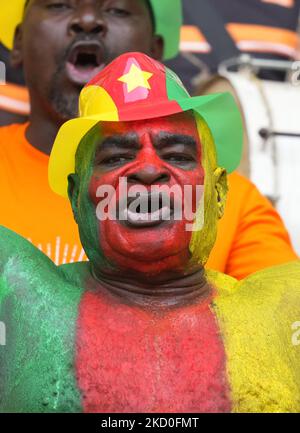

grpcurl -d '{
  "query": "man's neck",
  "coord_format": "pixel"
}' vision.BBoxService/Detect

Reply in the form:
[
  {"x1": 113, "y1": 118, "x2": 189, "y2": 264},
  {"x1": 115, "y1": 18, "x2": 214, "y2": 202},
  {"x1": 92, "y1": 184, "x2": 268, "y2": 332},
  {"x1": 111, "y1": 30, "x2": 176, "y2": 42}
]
[
  {"x1": 89, "y1": 265, "x2": 212, "y2": 309},
  {"x1": 26, "y1": 106, "x2": 66, "y2": 156}
]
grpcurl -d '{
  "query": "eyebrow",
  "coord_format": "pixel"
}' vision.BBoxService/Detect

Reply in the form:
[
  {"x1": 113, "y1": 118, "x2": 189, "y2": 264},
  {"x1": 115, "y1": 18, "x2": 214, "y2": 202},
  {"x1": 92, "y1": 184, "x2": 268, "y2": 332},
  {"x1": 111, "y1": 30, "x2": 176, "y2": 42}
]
[
  {"x1": 153, "y1": 132, "x2": 198, "y2": 150},
  {"x1": 98, "y1": 133, "x2": 141, "y2": 151},
  {"x1": 96, "y1": 131, "x2": 198, "y2": 152}
]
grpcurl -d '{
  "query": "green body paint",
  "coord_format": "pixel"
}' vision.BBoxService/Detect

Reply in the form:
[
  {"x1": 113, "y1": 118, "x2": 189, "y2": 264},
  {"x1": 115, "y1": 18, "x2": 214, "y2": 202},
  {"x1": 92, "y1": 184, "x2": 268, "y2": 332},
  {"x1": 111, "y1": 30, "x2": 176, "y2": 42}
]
[{"x1": 0, "y1": 226, "x2": 83, "y2": 413}]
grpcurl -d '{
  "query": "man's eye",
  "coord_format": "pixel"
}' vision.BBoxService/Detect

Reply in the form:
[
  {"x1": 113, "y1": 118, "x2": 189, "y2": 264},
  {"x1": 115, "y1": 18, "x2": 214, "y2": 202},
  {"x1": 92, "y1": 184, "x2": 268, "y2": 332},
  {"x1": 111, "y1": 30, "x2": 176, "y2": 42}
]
[
  {"x1": 163, "y1": 154, "x2": 194, "y2": 163},
  {"x1": 46, "y1": 2, "x2": 70, "y2": 10},
  {"x1": 102, "y1": 155, "x2": 134, "y2": 165},
  {"x1": 104, "y1": 7, "x2": 131, "y2": 17}
]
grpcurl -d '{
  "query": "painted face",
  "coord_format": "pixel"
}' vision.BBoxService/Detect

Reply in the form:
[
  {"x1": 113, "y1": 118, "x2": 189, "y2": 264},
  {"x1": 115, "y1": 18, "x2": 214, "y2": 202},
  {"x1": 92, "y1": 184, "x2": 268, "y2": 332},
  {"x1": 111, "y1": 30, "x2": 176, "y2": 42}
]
[
  {"x1": 16, "y1": 0, "x2": 161, "y2": 120},
  {"x1": 78, "y1": 112, "x2": 205, "y2": 276}
]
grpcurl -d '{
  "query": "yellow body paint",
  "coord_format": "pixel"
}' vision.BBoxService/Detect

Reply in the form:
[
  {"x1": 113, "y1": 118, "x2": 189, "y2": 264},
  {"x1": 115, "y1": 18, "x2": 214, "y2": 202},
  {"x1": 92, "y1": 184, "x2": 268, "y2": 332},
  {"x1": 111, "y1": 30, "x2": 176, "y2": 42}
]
[
  {"x1": 209, "y1": 262, "x2": 300, "y2": 412},
  {"x1": 191, "y1": 118, "x2": 300, "y2": 411}
]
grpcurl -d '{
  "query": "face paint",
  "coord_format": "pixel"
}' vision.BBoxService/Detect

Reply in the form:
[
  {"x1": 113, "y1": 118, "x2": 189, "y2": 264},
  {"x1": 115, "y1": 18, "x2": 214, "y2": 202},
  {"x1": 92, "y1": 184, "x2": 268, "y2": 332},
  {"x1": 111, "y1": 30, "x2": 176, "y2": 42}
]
[{"x1": 84, "y1": 112, "x2": 205, "y2": 276}]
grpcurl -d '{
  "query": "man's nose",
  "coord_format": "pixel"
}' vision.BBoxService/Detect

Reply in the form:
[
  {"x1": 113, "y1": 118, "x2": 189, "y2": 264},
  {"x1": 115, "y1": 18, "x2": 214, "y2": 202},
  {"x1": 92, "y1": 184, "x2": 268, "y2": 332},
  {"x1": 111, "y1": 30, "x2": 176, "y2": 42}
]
[
  {"x1": 69, "y1": 5, "x2": 106, "y2": 35},
  {"x1": 127, "y1": 165, "x2": 170, "y2": 185}
]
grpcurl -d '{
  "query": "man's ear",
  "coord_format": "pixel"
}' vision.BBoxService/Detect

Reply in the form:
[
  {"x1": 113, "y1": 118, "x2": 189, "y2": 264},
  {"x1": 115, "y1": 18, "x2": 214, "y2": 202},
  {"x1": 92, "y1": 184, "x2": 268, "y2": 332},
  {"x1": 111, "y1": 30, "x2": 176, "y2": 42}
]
[
  {"x1": 214, "y1": 167, "x2": 228, "y2": 219},
  {"x1": 10, "y1": 25, "x2": 23, "y2": 68},
  {"x1": 68, "y1": 174, "x2": 80, "y2": 224},
  {"x1": 151, "y1": 35, "x2": 164, "y2": 61}
]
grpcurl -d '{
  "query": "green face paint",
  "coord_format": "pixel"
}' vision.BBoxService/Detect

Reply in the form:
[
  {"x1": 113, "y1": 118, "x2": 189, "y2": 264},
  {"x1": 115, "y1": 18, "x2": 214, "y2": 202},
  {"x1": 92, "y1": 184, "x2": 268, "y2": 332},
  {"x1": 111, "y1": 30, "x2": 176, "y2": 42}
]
[{"x1": 68, "y1": 124, "x2": 113, "y2": 275}]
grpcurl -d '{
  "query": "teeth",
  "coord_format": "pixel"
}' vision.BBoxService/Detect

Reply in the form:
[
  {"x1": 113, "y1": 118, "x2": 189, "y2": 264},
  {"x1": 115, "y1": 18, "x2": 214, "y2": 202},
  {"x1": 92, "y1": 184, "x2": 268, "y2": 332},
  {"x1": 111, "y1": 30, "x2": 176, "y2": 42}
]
[
  {"x1": 124, "y1": 206, "x2": 171, "y2": 224},
  {"x1": 117, "y1": 192, "x2": 174, "y2": 226}
]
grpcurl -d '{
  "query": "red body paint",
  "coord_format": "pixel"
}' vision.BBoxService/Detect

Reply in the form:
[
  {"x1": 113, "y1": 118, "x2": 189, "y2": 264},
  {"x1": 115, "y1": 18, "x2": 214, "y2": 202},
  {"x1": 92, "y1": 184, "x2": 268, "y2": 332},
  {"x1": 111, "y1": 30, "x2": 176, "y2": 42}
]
[{"x1": 76, "y1": 290, "x2": 231, "y2": 413}]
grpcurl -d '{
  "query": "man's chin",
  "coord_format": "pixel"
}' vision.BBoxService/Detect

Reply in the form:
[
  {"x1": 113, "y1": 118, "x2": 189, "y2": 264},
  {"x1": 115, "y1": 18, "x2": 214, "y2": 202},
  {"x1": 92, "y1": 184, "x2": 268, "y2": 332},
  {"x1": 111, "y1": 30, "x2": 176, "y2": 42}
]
[
  {"x1": 100, "y1": 221, "x2": 192, "y2": 275},
  {"x1": 50, "y1": 89, "x2": 80, "y2": 121},
  {"x1": 104, "y1": 249, "x2": 191, "y2": 277}
]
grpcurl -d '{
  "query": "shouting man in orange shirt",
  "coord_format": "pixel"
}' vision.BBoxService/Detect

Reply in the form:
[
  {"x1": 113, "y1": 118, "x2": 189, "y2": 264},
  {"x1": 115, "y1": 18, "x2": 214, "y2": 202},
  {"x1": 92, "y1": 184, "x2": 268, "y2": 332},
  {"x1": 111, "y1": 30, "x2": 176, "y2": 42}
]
[{"x1": 0, "y1": 0, "x2": 297, "y2": 278}]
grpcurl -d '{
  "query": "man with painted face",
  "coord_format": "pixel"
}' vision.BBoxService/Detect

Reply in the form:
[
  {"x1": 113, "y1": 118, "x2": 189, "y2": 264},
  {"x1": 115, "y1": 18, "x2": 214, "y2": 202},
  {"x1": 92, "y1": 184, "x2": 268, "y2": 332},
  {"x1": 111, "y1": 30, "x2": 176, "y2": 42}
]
[
  {"x1": 0, "y1": 53, "x2": 299, "y2": 413},
  {"x1": 0, "y1": 0, "x2": 297, "y2": 279}
]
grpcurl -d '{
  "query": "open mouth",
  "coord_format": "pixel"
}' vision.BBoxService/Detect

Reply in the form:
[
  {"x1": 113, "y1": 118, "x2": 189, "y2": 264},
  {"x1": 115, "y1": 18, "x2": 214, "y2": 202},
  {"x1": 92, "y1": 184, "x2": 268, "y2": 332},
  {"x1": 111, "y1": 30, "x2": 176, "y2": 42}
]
[
  {"x1": 65, "y1": 41, "x2": 106, "y2": 85},
  {"x1": 118, "y1": 192, "x2": 175, "y2": 228}
]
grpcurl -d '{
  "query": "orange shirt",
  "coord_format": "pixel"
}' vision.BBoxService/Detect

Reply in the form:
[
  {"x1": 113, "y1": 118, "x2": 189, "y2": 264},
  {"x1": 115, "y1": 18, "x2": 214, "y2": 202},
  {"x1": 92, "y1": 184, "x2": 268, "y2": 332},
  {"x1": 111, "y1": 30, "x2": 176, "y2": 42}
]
[
  {"x1": 0, "y1": 122, "x2": 86, "y2": 264},
  {"x1": 206, "y1": 172, "x2": 297, "y2": 279},
  {"x1": 0, "y1": 123, "x2": 297, "y2": 277}
]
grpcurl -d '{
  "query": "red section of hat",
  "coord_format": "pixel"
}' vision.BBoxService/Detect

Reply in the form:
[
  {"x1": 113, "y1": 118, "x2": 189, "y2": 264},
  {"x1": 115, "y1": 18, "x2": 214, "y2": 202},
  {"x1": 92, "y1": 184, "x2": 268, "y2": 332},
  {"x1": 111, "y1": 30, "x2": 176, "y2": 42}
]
[{"x1": 85, "y1": 52, "x2": 182, "y2": 120}]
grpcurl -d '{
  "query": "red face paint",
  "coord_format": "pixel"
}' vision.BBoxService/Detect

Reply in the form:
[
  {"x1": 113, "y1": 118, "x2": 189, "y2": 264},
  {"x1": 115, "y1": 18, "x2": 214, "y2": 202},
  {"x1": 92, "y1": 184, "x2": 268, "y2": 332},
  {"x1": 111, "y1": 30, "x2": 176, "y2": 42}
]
[{"x1": 88, "y1": 112, "x2": 205, "y2": 275}]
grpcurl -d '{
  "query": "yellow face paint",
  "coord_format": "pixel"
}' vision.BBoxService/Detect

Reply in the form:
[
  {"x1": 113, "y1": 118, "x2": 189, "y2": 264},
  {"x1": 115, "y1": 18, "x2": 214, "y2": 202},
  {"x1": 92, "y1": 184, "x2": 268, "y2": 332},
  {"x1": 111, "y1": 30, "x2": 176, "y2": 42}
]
[{"x1": 189, "y1": 114, "x2": 228, "y2": 266}]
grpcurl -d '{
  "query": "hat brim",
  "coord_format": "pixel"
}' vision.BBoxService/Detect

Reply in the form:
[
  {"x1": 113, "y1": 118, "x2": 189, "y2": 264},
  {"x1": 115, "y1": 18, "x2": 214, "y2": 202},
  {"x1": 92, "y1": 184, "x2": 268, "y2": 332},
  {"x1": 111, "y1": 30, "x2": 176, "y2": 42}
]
[
  {"x1": 49, "y1": 92, "x2": 243, "y2": 197},
  {"x1": 0, "y1": 0, "x2": 24, "y2": 50},
  {"x1": 0, "y1": 0, "x2": 182, "y2": 60}
]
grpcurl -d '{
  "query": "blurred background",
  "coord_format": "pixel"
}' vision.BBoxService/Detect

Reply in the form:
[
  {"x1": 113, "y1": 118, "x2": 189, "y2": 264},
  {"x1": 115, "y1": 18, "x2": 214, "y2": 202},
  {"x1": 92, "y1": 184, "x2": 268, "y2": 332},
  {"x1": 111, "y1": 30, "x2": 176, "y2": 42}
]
[{"x1": 167, "y1": 0, "x2": 300, "y2": 255}]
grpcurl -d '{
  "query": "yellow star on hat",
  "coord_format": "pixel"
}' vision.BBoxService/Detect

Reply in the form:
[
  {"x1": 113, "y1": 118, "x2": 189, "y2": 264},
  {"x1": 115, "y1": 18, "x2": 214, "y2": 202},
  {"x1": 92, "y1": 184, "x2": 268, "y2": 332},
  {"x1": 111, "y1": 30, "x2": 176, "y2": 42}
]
[{"x1": 118, "y1": 63, "x2": 153, "y2": 93}]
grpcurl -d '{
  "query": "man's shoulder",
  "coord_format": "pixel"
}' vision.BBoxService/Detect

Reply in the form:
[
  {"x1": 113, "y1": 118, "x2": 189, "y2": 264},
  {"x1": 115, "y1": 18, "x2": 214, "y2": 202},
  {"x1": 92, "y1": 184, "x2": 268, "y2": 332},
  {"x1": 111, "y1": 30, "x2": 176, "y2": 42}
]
[
  {"x1": 214, "y1": 261, "x2": 300, "y2": 412},
  {"x1": 0, "y1": 226, "x2": 54, "y2": 285},
  {"x1": 0, "y1": 226, "x2": 66, "y2": 296},
  {"x1": 227, "y1": 261, "x2": 300, "y2": 334},
  {"x1": 0, "y1": 225, "x2": 85, "y2": 321},
  {"x1": 242, "y1": 260, "x2": 300, "y2": 283},
  {"x1": 212, "y1": 260, "x2": 300, "y2": 331},
  {"x1": 240, "y1": 260, "x2": 300, "y2": 304},
  {"x1": 206, "y1": 260, "x2": 300, "y2": 304},
  {"x1": 0, "y1": 230, "x2": 84, "y2": 413}
]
